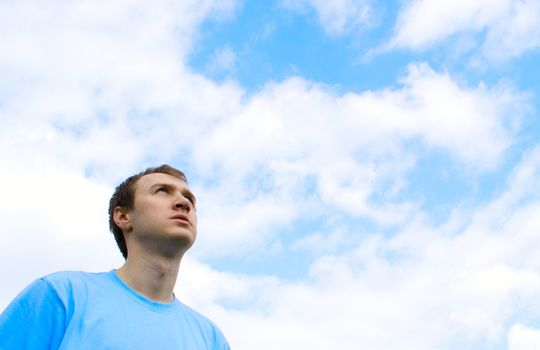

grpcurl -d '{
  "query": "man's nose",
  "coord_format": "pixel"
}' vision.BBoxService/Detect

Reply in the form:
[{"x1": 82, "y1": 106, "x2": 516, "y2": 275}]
[{"x1": 174, "y1": 196, "x2": 192, "y2": 212}]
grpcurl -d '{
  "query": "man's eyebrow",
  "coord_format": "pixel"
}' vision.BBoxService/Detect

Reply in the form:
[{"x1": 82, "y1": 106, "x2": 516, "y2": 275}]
[
  {"x1": 151, "y1": 183, "x2": 197, "y2": 203},
  {"x1": 150, "y1": 183, "x2": 176, "y2": 190}
]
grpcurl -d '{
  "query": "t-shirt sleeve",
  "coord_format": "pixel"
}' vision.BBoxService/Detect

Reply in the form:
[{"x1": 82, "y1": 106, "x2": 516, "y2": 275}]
[
  {"x1": 217, "y1": 336, "x2": 232, "y2": 350},
  {"x1": 214, "y1": 325, "x2": 232, "y2": 350},
  {"x1": 0, "y1": 278, "x2": 66, "y2": 350}
]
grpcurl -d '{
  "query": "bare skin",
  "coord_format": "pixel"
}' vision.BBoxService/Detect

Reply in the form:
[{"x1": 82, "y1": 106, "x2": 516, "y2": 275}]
[
  {"x1": 113, "y1": 173, "x2": 197, "y2": 303},
  {"x1": 115, "y1": 245, "x2": 181, "y2": 303}
]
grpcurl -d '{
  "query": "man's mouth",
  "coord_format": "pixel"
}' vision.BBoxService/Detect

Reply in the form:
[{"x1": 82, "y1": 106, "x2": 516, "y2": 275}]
[{"x1": 170, "y1": 214, "x2": 190, "y2": 225}]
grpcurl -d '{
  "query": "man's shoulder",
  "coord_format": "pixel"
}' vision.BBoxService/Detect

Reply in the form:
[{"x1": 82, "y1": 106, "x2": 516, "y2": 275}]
[
  {"x1": 176, "y1": 300, "x2": 214, "y2": 323},
  {"x1": 42, "y1": 270, "x2": 109, "y2": 285},
  {"x1": 39, "y1": 270, "x2": 112, "y2": 297},
  {"x1": 175, "y1": 300, "x2": 228, "y2": 340}
]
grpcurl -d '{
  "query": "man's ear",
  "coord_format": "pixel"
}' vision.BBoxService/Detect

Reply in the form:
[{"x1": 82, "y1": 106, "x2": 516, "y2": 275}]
[{"x1": 113, "y1": 207, "x2": 132, "y2": 233}]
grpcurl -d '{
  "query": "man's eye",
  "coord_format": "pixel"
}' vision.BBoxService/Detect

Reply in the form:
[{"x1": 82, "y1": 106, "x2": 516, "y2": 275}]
[{"x1": 156, "y1": 187, "x2": 168, "y2": 193}]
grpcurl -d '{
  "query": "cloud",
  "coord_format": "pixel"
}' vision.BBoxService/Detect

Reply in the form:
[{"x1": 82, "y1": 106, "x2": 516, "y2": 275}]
[
  {"x1": 508, "y1": 324, "x2": 540, "y2": 350},
  {"x1": 205, "y1": 46, "x2": 236, "y2": 73},
  {"x1": 190, "y1": 62, "x2": 527, "y2": 257},
  {"x1": 196, "y1": 62, "x2": 524, "y2": 173},
  {"x1": 0, "y1": 0, "x2": 244, "y2": 178},
  {"x1": 388, "y1": 0, "x2": 540, "y2": 62},
  {"x1": 179, "y1": 146, "x2": 540, "y2": 350},
  {"x1": 281, "y1": 0, "x2": 376, "y2": 36},
  {"x1": 0, "y1": 166, "x2": 123, "y2": 309},
  {"x1": 0, "y1": 0, "x2": 529, "y2": 261},
  {"x1": 0, "y1": 0, "x2": 242, "y2": 308}
]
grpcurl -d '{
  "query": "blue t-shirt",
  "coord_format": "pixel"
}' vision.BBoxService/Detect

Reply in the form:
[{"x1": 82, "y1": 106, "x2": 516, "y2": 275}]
[{"x1": 0, "y1": 271, "x2": 230, "y2": 350}]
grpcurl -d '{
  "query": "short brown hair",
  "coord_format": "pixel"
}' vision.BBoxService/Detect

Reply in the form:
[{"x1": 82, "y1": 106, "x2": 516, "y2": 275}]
[{"x1": 108, "y1": 164, "x2": 187, "y2": 259}]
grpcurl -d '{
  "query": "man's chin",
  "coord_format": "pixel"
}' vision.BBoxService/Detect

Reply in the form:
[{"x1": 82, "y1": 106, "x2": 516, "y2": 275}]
[
  {"x1": 144, "y1": 232, "x2": 196, "y2": 257},
  {"x1": 168, "y1": 231, "x2": 196, "y2": 249}
]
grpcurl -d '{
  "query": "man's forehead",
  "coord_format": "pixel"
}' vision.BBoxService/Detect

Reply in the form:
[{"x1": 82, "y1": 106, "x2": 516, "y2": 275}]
[{"x1": 136, "y1": 172, "x2": 188, "y2": 189}]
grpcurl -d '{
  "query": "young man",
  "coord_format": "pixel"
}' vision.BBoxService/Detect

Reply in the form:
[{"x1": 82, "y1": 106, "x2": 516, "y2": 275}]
[{"x1": 0, "y1": 165, "x2": 230, "y2": 349}]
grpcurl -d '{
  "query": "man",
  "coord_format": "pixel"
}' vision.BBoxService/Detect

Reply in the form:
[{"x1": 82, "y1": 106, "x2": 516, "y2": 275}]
[{"x1": 0, "y1": 165, "x2": 230, "y2": 349}]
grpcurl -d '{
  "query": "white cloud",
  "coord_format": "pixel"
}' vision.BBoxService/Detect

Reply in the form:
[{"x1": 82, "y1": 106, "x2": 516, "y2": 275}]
[
  {"x1": 508, "y1": 324, "x2": 540, "y2": 350},
  {"x1": 179, "y1": 146, "x2": 540, "y2": 350},
  {"x1": 389, "y1": 0, "x2": 540, "y2": 62},
  {"x1": 191, "y1": 62, "x2": 527, "y2": 249},
  {"x1": 205, "y1": 46, "x2": 236, "y2": 72},
  {"x1": 0, "y1": 0, "x2": 243, "y2": 180},
  {"x1": 290, "y1": 228, "x2": 352, "y2": 255},
  {"x1": 481, "y1": 0, "x2": 540, "y2": 62},
  {"x1": 193, "y1": 186, "x2": 302, "y2": 258},
  {"x1": 0, "y1": 167, "x2": 123, "y2": 310},
  {"x1": 0, "y1": 0, "x2": 527, "y2": 261},
  {"x1": 391, "y1": 0, "x2": 509, "y2": 50},
  {"x1": 0, "y1": 0, "x2": 242, "y2": 308},
  {"x1": 281, "y1": 0, "x2": 375, "y2": 36},
  {"x1": 196, "y1": 62, "x2": 524, "y2": 173}
]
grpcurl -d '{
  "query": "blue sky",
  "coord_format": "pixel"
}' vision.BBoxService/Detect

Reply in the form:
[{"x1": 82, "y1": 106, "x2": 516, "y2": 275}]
[
  {"x1": 191, "y1": 1, "x2": 407, "y2": 91},
  {"x1": 1, "y1": 1, "x2": 540, "y2": 349}
]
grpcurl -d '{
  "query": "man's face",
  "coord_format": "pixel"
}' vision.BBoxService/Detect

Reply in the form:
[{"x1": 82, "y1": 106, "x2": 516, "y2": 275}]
[{"x1": 126, "y1": 172, "x2": 197, "y2": 253}]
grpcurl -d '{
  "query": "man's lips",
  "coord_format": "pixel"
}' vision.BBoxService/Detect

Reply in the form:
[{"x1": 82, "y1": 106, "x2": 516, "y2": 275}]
[{"x1": 170, "y1": 214, "x2": 191, "y2": 225}]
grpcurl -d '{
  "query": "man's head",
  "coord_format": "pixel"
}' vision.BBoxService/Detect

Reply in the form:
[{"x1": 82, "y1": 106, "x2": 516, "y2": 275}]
[{"x1": 108, "y1": 164, "x2": 189, "y2": 259}]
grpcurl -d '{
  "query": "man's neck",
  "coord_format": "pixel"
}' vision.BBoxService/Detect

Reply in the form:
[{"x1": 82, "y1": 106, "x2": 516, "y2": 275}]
[{"x1": 116, "y1": 250, "x2": 183, "y2": 303}]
